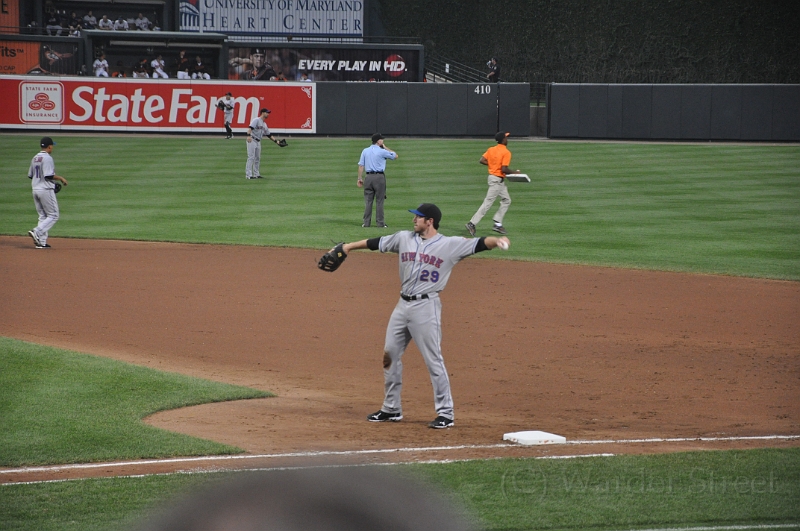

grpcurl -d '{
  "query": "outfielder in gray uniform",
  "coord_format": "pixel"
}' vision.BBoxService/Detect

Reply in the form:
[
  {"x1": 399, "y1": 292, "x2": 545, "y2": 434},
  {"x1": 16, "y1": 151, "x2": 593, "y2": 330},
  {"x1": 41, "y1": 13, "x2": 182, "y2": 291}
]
[
  {"x1": 341, "y1": 203, "x2": 511, "y2": 428},
  {"x1": 28, "y1": 136, "x2": 68, "y2": 249},
  {"x1": 246, "y1": 108, "x2": 276, "y2": 179},
  {"x1": 221, "y1": 92, "x2": 235, "y2": 139}
]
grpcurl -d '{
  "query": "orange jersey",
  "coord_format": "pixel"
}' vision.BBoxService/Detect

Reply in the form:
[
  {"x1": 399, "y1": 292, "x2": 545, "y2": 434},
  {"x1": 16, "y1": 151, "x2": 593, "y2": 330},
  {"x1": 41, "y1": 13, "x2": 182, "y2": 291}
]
[{"x1": 482, "y1": 143, "x2": 512, "y2": 178}]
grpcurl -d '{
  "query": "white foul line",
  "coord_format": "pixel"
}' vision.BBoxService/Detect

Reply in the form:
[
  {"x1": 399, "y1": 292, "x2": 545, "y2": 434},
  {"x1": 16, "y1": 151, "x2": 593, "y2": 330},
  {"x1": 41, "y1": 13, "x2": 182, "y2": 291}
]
[
  {"x1": 619, "y1": 525, "x2": 799, "y2": 531},
  {"x1": 1, "y1": 434, "x2": 797, "y2": 477}
]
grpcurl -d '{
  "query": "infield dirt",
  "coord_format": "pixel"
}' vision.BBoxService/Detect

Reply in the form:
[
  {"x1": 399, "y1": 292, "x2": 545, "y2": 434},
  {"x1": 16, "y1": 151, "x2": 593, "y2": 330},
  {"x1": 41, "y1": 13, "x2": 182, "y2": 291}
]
[{"x1": 1, "y1": 236, "x2": 798, "y2": 482}]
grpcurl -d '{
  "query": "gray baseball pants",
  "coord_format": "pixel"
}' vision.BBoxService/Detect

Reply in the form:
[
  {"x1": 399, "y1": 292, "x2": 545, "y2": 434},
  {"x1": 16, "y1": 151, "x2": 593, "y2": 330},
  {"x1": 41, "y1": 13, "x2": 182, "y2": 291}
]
[
  {"x1": 381, "y1": 293, "x2": 454, "y2": 420},
  {"x1": 32, "y1": 189, "x2": 60, "y2": 245},
  {"x1": 246, "y1": 140, "x2": 261, "y2": 178}
]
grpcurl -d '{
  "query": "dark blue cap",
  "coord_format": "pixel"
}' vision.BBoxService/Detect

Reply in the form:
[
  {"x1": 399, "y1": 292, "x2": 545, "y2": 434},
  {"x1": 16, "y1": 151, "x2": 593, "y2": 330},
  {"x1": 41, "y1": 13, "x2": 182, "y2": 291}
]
[{"x1": 409, "y1": 203, "x2": 441, "y2": 229}]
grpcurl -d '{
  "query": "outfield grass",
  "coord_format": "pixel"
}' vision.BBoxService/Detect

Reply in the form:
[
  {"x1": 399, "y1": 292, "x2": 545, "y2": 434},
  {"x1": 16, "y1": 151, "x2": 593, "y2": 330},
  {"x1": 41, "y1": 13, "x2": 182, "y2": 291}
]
[
  {"x1": 1, "y1": 448, "x2": 797, "y2": 531},
  {"x1": 1, "y1": 134, "x2": 798, "y2": 279},
  {"x1": 0, "y1": 337, "x2": 270, "y2": 467}
]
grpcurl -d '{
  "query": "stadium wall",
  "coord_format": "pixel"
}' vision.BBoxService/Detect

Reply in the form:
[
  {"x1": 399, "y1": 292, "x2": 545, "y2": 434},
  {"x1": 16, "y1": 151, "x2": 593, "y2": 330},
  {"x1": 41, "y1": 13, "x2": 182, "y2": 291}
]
[
  {"x1": 548, "y1": 84, "x2": 800, "y2": 141},
  {"x1": 316, "y1": 82, "x2": 530, "y2": 137}
]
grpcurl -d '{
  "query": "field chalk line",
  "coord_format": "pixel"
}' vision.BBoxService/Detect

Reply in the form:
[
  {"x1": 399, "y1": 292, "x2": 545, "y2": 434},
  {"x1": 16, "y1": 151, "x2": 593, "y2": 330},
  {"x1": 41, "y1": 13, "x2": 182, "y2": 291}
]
[
  {"x1": 619, "y1": 525, "x2": 799, "y2": 531},
  {"x1": 1, "y1": 434, "x2": 796, "y2": 476}
]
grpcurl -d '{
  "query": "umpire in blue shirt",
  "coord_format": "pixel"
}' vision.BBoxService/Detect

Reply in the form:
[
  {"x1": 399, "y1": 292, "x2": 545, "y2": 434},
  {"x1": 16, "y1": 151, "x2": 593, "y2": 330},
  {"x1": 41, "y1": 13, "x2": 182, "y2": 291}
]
[{"x1": 357, "y1": 133, "x2": 398, "y2": 228}]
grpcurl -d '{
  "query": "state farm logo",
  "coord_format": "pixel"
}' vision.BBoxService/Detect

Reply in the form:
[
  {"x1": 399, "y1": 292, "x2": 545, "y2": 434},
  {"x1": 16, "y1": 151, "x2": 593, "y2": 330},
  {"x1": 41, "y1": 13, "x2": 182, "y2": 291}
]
[
  {"x1": 29, "y1": 93, "x2": 57, "y2": 111},
  {"x1": 20, "y1": 82, "x2": 64, "y2": 123}
]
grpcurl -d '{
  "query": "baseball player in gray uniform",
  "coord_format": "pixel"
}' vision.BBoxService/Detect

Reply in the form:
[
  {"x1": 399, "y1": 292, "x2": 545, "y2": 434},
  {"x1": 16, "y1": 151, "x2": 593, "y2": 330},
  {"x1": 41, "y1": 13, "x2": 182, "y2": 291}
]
[
  {"x1": 246, "y1": 108, "x2": 277, "y2": 179},
  {"x1": 221, "y1": 92, "x2": 235, "y2": 139},
  {"x1": 340, "y1": 203, "x2": 510, "y2": 428},
  {"x1": 28, "y1": 137, "x2": 68, "y2": 249}
]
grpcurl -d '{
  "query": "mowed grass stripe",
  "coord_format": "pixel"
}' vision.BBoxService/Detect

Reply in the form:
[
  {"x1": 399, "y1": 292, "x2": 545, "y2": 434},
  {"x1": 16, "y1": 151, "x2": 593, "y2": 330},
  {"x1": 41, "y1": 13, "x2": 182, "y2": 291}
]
[{"x1": 1, "y1": 135, "x2": 797, "y2": 278}]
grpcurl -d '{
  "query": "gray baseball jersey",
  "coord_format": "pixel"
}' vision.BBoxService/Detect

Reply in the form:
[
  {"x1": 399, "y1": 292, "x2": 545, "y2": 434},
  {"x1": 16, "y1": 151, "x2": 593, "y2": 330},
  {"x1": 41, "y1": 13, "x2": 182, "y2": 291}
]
[
  {"x1": 248, "y1": 116, "x2": 269, "y2": 141},
  {"x1": 377, "y1": 231, "x2": 480, "y2": 422},
  {"x1": 379, "y1": 231, "x2": 478, "y2": 296},
  {"x1": 222, "y1": 98, "x2": 235, "y2": 123},
  {"x1": 29, "y1": 150, "x2": 56, "y2": 189}
]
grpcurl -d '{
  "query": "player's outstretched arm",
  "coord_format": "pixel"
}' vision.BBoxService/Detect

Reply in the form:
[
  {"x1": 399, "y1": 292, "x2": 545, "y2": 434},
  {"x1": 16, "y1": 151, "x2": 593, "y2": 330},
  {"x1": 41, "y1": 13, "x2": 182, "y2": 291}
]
[
  {"x1": 343, "y1": 239, "x2": 371, "y2": 254},
  {"x1": 483, "y1": 236, "x2": 510, "y2": 250}
]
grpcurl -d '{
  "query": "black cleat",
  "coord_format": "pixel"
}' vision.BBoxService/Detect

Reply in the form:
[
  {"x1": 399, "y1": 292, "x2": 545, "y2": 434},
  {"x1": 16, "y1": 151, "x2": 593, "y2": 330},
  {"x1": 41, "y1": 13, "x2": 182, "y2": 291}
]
[
  {"x1": 367, "y1": 410, "x2": 403, "y2": 422},
  {"x1": 428, "y1": 416, "x2": 454, "y2": 429}
]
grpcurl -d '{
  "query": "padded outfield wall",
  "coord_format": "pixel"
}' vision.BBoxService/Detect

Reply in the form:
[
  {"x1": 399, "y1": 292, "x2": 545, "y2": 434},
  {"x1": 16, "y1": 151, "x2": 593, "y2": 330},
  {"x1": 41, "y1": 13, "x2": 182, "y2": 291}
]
[
  {"x1": 548, "y1": 84, "x2": 800, "y2": 141},
  {"x1": 316, "y1": 82, "x2": 530, "y2": 137},
  {"x1": 0, "y1": 77, "x2": 530, "y2": 137}
]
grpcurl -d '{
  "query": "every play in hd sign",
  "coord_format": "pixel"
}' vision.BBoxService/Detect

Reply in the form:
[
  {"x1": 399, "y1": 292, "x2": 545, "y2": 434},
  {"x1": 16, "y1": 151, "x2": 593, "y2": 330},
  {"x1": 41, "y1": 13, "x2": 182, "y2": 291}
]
[
  {"x1": 180, "y1": 0, "x2": 364, "y2": 36},
  {"x1": 228, "y1": 47, "x2": 420, "y2": 81}
]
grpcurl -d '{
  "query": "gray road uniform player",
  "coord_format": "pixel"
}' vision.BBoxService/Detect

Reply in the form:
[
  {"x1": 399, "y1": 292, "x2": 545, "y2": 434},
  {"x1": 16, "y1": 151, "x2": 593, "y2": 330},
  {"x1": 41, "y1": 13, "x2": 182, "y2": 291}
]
[
  {"x1": 221, "y1": 92, "x2": 235, "y2": 139},
  {"x1": 246, "y1": 108, "x2": 276, "y2": 179},
  {"x1": 28, "y1": 136, "x2": 68, "y2": 248},
  {"x1": 341, "y1": 203, "x2": 510, "y2": 428}
]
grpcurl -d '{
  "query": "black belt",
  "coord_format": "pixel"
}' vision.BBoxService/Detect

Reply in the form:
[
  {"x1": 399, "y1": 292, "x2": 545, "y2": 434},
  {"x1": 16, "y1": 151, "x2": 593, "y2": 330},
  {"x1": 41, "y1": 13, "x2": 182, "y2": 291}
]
[
  {"x1": 401, "y1": 293, "x2": 429, "y2": 301},
  {"x1": 366, "y1": 171, "x2": 384, "y2": 174},
  {"x1": 253, "y1": 138, "x2": 260, "y2": 142}
]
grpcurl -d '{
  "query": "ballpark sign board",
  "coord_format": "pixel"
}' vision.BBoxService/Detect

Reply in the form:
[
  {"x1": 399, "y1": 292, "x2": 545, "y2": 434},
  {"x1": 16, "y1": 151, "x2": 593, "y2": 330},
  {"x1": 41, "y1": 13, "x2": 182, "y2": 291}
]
[
  {"x1": 179, "y1": 0, "x2": 364, "y2": 36},
  {"x1": 0, "y1": 76, "x2": 316, "y2": 133}
]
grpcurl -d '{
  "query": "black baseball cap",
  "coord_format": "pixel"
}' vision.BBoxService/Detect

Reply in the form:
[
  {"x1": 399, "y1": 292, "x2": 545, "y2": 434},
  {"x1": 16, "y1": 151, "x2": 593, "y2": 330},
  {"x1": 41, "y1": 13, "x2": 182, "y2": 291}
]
[
  {"x1": 495, "y1": 131, "x2": 510, "y2": 143},
  {"x1": 40, "y1": 136, "x2": 55, "y2": 148},
  {"x1": 371, "y1": 133, "x2": 384, "y2": 143},
  {"x1": 260, "y1": 108, "x2": 271, "y2": 114},
  {"x1": 409, "y1": 203, "x2": 442, "y2": 229},
  {"x1": 225, "y1": 92, "x2": 232, "y2": 96}
]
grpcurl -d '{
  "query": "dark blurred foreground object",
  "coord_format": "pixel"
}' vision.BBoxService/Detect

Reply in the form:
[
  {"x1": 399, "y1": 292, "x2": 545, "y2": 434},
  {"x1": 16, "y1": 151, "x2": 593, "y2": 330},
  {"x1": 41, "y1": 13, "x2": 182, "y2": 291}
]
[{"x1": 129, "y1": 466, "x2": 476, "y2": 531}]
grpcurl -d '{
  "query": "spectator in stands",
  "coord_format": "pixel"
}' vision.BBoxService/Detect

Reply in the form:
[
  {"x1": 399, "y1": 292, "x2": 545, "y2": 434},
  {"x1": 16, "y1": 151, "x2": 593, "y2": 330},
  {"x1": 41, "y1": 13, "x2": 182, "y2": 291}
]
[
  {"x1": 191, "y1": 56, "x2": 211, "y2": 79},
  {"x1": 486, "y1": 57, "x2": 500, "y2": 82},
  {"x1": 151, "y1": 55, "x2": 168, "y2": 78},
  {"x1": 83, "y1": 10, "x2": 97, "y2": 29},
  {"x1": 93, "y1": 53, "x2": 109, "y2": 77},
  {"x1": 46, "y1": 10, "x2": 63, "y2": 36},
  {"x1": 112, "y1": 61, "x2": 127, "y2": 77},
  {"x1": 175, "y1": 50, "x2": 191, "y2": 79},
  {"x1": 69, "y1": 12, "x2": 82, "y2": 29},
  {"x1": 68, "y1": 24, "x2": 82, "y2": 37},
  {"x1": 98, "y1": 15, "x2": 114, "y2": 30},
  {"x1": 26, "y1": 19, "x2": 41, "y2": 36},
  {"x1": 135, "y1": 12, "x2": 151, "y2": 31},
  {"x1": 114, "y1": 16, "x2": 129, "y2": 31},
  {"x1": 132, "y1": 58, "x2": 150, "y2": 78}
]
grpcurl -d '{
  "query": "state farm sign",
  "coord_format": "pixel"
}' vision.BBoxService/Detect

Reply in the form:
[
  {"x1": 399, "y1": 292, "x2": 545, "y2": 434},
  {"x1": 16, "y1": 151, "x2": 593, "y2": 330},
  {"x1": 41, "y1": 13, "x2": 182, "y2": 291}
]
[{"x1": 0, "y1": 76, "x2": 316, "y2": 133}]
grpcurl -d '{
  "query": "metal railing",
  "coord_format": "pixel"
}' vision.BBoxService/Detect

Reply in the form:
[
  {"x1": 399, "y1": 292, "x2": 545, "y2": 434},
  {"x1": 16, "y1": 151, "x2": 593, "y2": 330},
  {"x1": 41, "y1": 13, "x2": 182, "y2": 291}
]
[
  {"x1": 226, "y1": 34, "x2": 423, "y2": 45},
  {"x1": 425, "y1": 52, "x2": 486, "y2": 83}
]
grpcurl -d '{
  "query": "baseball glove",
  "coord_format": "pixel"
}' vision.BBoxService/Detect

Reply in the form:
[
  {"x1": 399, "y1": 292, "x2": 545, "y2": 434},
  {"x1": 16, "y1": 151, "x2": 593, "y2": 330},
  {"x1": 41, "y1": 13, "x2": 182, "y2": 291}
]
[
  {"x1": 318, "y1": 243, "x2": 347, "y2": 272},
  {"x1": 216, "y1": 100, "x2": 226, "y2": 111},
  {"x1": 54, "y1": 183, "x2": 61, "y2": 194},
  {"x1": 276, "y1": 139, "x2": 288, "y2": 147}
]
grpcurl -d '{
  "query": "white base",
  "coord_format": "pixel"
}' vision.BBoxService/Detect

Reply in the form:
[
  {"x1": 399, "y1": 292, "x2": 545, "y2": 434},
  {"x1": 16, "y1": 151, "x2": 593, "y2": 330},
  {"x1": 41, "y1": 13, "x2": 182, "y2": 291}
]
[
  {"x1": 505, "y1": 173, "x2": 530, "y2": 182},
  {"x1": 503, "y1": 430, "x2": 566, "y2": 445}
]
